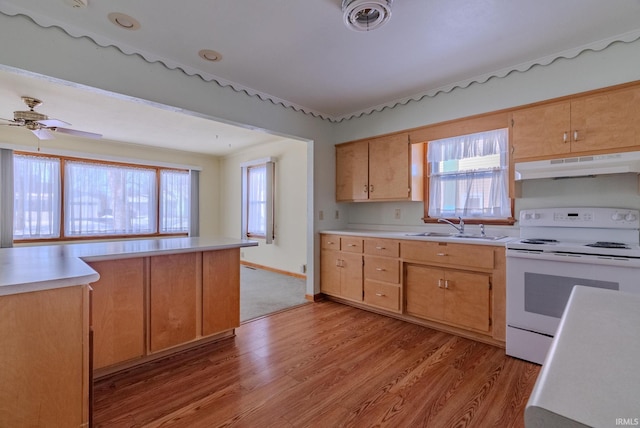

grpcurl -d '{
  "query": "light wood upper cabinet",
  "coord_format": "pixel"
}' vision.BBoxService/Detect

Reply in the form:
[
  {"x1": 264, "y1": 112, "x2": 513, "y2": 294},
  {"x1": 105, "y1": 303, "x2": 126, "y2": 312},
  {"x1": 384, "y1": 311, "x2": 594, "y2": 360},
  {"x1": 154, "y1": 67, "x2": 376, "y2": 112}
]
[
  {"x1": 511, "y1": 101, "x2": 571, "y2": 160},
  {"x1": 88, "y1": 258, "x2": 145, "y2": 370},
  {"x1": 512, "y1": 84, "x2": 640, "y2": 160},
  {"x1": 336, "y1": 133, "x2": 424, "y2": 202},
  {"x1": 149, "y1": 252, "x2": 198, "y2": 352},
  {"x1": 202, "y1": 249, "x2": 240, "y2": 336},
  {"x1": 336, "y1": 141, "x2": 369, "y2": 201}
]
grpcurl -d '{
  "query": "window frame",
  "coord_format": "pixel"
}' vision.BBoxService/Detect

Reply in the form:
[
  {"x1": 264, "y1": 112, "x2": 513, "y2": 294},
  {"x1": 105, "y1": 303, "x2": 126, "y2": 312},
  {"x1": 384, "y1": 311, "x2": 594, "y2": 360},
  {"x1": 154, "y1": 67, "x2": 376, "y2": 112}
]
[
  {"x1": 13, "y1": 151, "x2": 190, "y2": 243},
  {"x1": 240, "y1": 158, "x2": 275, "y2": 243},
  {"x1": 416, "y1": 112, "x2": 515, "y2": 225}
]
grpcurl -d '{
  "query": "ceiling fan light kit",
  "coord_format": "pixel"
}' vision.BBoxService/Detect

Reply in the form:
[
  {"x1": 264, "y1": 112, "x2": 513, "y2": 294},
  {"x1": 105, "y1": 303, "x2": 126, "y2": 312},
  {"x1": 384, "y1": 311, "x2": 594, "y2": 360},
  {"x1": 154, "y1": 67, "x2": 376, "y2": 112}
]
[
  {"x1": 0, "y1": 96, "x2": 102, "y2": 141},
  {"x1": 342, "y1": 0, "x2": 393, "y2": 32}
]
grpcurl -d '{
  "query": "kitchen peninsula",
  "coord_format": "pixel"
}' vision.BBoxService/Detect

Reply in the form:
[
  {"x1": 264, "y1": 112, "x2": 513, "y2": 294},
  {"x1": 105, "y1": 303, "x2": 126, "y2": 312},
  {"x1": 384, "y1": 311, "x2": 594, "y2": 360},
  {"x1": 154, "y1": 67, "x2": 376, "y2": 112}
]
[{"x1": 0, "y1": 236, "x2": 257, "y2": 427}]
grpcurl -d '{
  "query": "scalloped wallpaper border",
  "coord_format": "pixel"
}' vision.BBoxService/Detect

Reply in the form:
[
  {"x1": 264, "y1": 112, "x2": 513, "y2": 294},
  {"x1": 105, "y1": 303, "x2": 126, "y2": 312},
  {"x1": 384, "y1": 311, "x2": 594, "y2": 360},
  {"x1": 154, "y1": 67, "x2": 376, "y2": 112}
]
[{"x1": 3, "y1": 7, "x2": 640, "y2": 123}]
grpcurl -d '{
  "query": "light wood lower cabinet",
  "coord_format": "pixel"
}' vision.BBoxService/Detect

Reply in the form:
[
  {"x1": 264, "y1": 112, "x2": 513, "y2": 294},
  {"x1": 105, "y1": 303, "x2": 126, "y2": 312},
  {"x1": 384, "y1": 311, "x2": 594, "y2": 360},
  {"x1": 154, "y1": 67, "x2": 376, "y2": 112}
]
[
  {"x1": 320, "y1": 235, "x2": 363, "y2": 302},
  {"x1": 150, "y1": 252, "x2": 198, "y2": 352},
  {"x1": 405, "y1": 264, "x2": 491, "y2": 332},
  {"x1": 0, "y1": 285, "x2": 90, "y2": 427},
  {"x1": 88, "y1": 258, "x2": 145, "y2": 370},
  {"x1": 202, "y1": 248, "x2": 240, "y2": 336}
]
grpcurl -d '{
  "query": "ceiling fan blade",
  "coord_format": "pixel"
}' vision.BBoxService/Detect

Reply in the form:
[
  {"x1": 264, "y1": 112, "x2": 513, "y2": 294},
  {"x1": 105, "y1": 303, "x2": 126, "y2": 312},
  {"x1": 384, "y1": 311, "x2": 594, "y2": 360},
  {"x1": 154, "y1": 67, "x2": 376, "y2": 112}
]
[
  {"x1": 31, "y1": 128, "x2": 55, "y2": 140},
  {"x1": 52, "y1": 127, "x2": 102, "y2": 139},
  {"x1": 38, "y1": 118, "x2": 71, "y2": 127}
]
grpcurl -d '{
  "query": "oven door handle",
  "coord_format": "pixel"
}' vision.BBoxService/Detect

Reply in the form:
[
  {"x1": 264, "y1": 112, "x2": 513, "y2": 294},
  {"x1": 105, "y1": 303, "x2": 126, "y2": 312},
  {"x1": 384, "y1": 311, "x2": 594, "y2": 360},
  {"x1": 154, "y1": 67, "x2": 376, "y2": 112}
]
[{"x1": 507, "y1": 250, "x2": 640, "y2": 267}]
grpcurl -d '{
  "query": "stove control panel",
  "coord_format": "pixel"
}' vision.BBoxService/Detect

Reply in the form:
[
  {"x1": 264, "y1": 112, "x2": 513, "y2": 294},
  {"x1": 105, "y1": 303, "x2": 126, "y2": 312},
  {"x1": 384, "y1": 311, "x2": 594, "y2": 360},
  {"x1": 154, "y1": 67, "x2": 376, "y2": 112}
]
[{"x1": 519, "y1": 208, "x2": 640, "y2": 228}]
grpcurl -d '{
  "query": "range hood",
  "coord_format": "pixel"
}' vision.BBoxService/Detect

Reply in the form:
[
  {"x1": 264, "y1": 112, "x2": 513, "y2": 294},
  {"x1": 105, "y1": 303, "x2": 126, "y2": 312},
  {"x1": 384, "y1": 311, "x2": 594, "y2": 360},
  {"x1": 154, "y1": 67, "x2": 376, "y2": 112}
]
[{"x1": 514, "y1": 151, "x2": 640, "y2": 180}]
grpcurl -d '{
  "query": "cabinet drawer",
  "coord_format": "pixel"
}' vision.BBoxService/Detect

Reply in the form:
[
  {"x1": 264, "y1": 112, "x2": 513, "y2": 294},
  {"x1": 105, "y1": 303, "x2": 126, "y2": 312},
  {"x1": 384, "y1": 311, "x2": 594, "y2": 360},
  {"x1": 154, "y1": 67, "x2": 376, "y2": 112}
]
[
  {"x1": 364, "y1": 280, "x2": 400, "y2": 312},
  {"x1": 364, "y1": 239, "x2": 400, "y2": 257},
  {"x1": 364, "y1": 256, "x2": 400, "y2": 284},
  {"x1": 321, "y1": 235, "x2": 341, "y2": 250},
  {"x1": 342, "y1": 237, "x2": 364, "y2": 253},
  {"x1": 401, "y1": 241, "x2": 494, "y2": 270}
]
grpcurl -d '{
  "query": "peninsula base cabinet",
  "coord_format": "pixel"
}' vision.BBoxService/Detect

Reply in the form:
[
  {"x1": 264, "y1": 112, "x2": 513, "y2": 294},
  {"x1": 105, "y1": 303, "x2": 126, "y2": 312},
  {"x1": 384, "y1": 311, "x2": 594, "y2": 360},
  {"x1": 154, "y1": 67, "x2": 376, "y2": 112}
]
[
  {"x1": 89, "y1": 248, "x2": 242, "y2": 374},
  {"x1": 0, "y1": 285, "x2": 91, "y2": 427}
]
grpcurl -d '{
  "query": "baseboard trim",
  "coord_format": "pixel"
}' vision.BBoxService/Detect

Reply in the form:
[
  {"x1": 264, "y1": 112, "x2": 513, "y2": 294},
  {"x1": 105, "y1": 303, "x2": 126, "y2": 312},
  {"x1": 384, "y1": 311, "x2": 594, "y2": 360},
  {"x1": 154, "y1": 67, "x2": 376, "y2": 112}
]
[
  {"x1": 305, "y1": 293, "x2": 324, "y2": 302},
  {"x1": 240, "y1": 261, "x2": 306, "y2": 280}
]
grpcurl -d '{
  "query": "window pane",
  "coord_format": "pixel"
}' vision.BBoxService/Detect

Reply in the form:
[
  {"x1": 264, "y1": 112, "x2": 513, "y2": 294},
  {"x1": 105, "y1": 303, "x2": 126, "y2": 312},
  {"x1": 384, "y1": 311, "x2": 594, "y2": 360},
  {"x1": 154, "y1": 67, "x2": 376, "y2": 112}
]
[
  {"x1": 160, "y1": 170, "x2": 190, "y2": 233},
  {"x1": 247, "y1": 165, "x2": 266, "y2": 236},
  {"x1": 13, "y1": 154, "x2": 61, "y2": 239},
  {"x1": 427, "y1": 129, "x2": 510, "y2": 219},
  {"x1": 65, "y1": 161, "x2": 157, "y2": 236}
]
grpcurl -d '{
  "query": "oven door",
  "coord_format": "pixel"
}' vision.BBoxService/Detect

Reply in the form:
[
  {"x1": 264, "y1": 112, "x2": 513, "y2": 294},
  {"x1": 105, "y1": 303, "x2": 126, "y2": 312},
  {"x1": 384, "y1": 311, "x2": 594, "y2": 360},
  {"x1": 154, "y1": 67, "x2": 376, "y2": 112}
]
[{"x1": 505, "y1": 251, "x2": 640, "y2": 336}]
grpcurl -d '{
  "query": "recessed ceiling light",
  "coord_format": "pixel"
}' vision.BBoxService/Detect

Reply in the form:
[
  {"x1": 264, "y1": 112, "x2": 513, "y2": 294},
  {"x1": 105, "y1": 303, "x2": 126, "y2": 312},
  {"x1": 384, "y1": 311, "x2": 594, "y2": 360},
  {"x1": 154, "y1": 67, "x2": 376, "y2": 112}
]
[
  {"x1": 108, "y1": 12, "x2": 141, "y2": 30},
  {"x1": 198, "y1": 49, "x2": 222, "y2": 62},
  {"x1": 342, "y1": 0, "x2": 393, "y2": 32}
]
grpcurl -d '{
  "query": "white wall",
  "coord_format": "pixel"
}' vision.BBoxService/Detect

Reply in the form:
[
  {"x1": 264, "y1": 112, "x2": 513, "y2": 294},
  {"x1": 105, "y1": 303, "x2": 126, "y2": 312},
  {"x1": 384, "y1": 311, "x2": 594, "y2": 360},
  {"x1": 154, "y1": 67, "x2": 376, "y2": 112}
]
[{"x1": 220, "y1": 138, "x2": 308, "y2": 275}]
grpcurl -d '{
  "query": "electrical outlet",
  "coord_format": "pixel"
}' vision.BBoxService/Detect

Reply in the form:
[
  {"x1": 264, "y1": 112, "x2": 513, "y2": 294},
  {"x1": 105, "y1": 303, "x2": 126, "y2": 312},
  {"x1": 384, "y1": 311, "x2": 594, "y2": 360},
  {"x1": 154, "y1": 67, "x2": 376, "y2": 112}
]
[
  {"x1": 335, "y1": 210, "x2": 340, "y2": 219},
  {"x1": 394, "y1": 208, "x2": 401, "y2": 219},
  {"x1": 240, "y1": 251, "x2": 245, "y2": 258},
  {"x1": 300, "y1": 264, "x2": 307, "y2": 274},
  {"x1": 319, "y1": 210, "x2": 324, "y2": 220}
]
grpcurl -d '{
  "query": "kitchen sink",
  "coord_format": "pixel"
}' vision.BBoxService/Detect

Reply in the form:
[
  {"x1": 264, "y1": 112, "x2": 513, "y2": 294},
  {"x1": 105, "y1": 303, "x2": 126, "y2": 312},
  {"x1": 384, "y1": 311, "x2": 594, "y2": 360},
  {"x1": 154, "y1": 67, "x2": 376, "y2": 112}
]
[{"x1": 405, "y1": 232, "x2": 507, "y2": 240}]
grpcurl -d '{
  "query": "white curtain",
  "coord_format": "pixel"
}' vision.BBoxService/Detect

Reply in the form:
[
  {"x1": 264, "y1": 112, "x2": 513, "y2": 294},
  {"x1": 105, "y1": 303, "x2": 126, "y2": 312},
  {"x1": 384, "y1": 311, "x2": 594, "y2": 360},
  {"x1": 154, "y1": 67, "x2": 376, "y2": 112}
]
[
  {"x1": 159, "y1": 169, "x2": 190, "y2": 234},
  {"x1": 0, "y1": 149, "x2": 14, "y2": 247},
  {"x1": 241, "y1": 159, "x2": 275, "y2": 244},
  {"x1": 12, "y1": 154, "x2": 61, "y2": 239},
  {"x1": 65, "y1": 161, "x2": 157, "y2": 236},
  {"x1": 427, "y1": 129, "x2": 510, "y2": 218}
]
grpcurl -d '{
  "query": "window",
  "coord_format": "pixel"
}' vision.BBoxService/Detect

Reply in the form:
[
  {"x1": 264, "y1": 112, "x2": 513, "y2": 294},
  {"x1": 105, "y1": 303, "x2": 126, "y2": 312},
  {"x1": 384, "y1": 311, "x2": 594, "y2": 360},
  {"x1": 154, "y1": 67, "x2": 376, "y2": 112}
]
[
  {"x1": 241, "y1": 159, "x2": 275, "y2": 243},
  {"x1": 427, "y1": 128, "x2": 510, "y2": 219},
  {"x1": 12, "y1": 153, "x2": 192, "y2": 240}
]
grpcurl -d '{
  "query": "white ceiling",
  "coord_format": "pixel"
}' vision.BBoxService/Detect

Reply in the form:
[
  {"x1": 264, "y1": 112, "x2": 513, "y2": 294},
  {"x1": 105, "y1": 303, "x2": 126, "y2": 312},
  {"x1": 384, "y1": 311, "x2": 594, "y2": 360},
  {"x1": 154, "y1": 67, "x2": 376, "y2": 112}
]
[{"x1": 2, "y1": 0, "x2": 640, "y2": 154}]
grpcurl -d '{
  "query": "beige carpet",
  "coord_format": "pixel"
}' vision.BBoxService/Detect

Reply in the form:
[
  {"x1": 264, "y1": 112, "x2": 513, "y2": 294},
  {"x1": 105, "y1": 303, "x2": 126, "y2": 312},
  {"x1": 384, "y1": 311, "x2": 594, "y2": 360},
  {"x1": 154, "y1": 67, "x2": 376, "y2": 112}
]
[{"x1": 240, "y1": 265, "x2": 309, "y2": 322}]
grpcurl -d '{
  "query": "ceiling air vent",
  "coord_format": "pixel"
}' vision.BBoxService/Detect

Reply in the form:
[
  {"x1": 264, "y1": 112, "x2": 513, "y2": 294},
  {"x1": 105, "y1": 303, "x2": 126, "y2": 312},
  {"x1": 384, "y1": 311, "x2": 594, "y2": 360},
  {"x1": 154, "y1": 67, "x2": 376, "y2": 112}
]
[{"x1": 342, "y1": 0, "x2": 393, "y2": 32}]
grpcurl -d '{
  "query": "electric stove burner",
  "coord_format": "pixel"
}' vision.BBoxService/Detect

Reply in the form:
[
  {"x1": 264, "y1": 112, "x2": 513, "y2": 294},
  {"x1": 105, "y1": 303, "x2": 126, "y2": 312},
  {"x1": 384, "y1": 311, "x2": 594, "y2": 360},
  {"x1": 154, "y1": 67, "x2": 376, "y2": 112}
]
[
  {"x1": 585, "y1": 241, "x2": 631, "y2": 249},
  {"x1": 520, "y1": 239, "x2": 559, "y2": 245}
]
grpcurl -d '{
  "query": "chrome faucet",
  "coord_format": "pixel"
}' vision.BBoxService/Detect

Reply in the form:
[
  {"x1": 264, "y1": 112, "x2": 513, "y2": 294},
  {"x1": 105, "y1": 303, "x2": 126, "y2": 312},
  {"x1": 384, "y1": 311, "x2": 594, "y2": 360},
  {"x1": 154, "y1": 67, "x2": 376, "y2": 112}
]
[{"x1": 438, "y1": 217, "x2": 465, "y2": 234}]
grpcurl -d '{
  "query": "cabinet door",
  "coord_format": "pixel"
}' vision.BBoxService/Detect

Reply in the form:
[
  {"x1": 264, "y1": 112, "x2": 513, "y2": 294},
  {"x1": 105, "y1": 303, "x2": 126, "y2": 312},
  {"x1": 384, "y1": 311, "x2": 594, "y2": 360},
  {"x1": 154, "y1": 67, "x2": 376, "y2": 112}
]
[
  {"x1": 570, "y1": 86, "x2": 640, "y2": 153},
  {"x1": 336, "y1": 141, "x2": 369, "y2": 201},
  {"x1": 340, "y1": 252, "x2": 363, "y2": 301},
  {"x1": 88, "y1": 258, "x2": 145, "y2": 369},
  {"x1": 405, "y1": 264, "x2": 444, "y2": 320},
  {"x1": 443, "y1": 270, "x2": 490, "y2": 332},
  {"x1": 368, "y1": 133, "x2": 411, "y2": 200},
  {"x1": 511, "y1": 101, "x2": 571, "y2": 160},
  {"x1": 150, "y1": 252, "x2": 198, "y2": 352},
  {"x1": 202, "y1": 249, "x2": 240, "y2": 336},
  {"x1": 320, "y1": 249, "x2": 341, "y2": 296}
]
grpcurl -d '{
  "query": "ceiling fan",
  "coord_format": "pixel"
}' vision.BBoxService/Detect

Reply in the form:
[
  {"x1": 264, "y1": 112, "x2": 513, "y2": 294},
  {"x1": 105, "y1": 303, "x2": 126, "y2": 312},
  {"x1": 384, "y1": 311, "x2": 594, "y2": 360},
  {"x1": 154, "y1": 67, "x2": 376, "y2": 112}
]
[{"x1": 0, "y1": 96, "x2": 102, "y2": 140}]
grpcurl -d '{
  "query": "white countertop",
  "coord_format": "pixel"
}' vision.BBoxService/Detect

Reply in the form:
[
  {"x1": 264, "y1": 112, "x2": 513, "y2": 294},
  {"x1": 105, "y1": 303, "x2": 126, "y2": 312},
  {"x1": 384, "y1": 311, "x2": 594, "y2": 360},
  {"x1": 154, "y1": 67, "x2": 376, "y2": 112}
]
[
  {"x1": 320, "y1": 229, "x2": 516, "y2": 247},
  {"x1": 0, "y1": 236, "x2": 258, "y2": 296},
  {"x1": 525, "y1": 286, "x2": 640, "y2": 427}
]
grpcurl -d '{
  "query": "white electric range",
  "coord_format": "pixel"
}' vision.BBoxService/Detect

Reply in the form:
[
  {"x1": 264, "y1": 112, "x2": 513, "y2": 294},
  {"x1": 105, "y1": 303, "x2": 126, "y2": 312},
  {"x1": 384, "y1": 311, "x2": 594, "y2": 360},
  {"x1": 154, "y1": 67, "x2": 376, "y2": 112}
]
[{"x1": 506, "y1": 207, "x2": 640, "y2": 364}]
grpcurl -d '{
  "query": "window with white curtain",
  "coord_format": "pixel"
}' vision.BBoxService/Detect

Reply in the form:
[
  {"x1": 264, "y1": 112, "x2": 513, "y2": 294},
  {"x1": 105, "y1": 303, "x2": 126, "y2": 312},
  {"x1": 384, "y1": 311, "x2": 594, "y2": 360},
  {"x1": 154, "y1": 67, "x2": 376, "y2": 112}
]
[
  {"x1": 12, "y1": 153, "x2": 192, "y2": 240},
  {"x1": 160, "y1": 169, "x2": 190, "y2": 233},
  {"x1": 427, "y1": 128, "x2": 510, "y2": 219},
  {"x1": 13, "y1": 154, "x2": 61, "y2": 239},
  {"x1": 65, "y1": 161, "x2": 157, "y2": 236},
  {"x1": 241, "y1": 158, "x2": 275, "y2": 244}
]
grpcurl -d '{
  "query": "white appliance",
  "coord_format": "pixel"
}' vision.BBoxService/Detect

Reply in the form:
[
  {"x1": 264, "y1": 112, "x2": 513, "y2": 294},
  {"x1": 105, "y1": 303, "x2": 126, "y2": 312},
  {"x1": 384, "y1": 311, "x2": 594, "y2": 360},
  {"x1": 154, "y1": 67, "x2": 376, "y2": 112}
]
[
  {"x1": 514, "y1": 150, "x2": 640, "y2": 180},
  {"x1": 506, "y1": 207, "x2": 640, "y2": 364}
]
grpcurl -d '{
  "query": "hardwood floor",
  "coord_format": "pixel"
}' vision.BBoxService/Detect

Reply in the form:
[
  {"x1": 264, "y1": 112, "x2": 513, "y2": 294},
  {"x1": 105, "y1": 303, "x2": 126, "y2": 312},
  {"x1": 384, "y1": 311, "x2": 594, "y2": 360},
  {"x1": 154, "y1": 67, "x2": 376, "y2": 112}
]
[{"x1": 93, "y1": 301, "x2": 540, "y2": 427}]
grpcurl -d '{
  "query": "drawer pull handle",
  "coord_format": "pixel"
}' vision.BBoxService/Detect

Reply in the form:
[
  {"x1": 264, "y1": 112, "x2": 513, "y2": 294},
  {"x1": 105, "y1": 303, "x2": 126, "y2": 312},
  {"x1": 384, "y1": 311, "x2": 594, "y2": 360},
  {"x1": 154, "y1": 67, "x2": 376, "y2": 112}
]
[
  {"x1": 348, "y1": 244, "x2": 357, "y2": 247},
  {"x1": 375, "y1": 268, "x2": 386, "y2": 271},
  {"x1": 438, "y1": 278, "x2": 443, "y2": 288},
  {"x1": 437, "y1": 252, "x2": 447, "y2": 256},
  {"x1": 375, "y1": 293, "x2": 386, "y2": 297},
  {"x1": 327, "y1": 241, "x2": 334, "y2": 244},
  {"x1": 445, "y1": 280, "x2": 450, "y2": 289},
  {"x1": 364, "y1": 184, "x2": 368, "y2": 193},
  {"x1": 375, "y1": 246, "x2": 386, "y2": 250}
]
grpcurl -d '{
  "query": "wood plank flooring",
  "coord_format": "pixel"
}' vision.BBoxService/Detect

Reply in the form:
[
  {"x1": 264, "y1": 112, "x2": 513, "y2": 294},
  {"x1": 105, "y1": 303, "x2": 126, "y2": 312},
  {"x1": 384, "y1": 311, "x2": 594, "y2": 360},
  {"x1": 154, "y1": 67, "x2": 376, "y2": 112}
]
[{"x1": 93, "y1": 301, "x2": 540, "y2": 427}]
